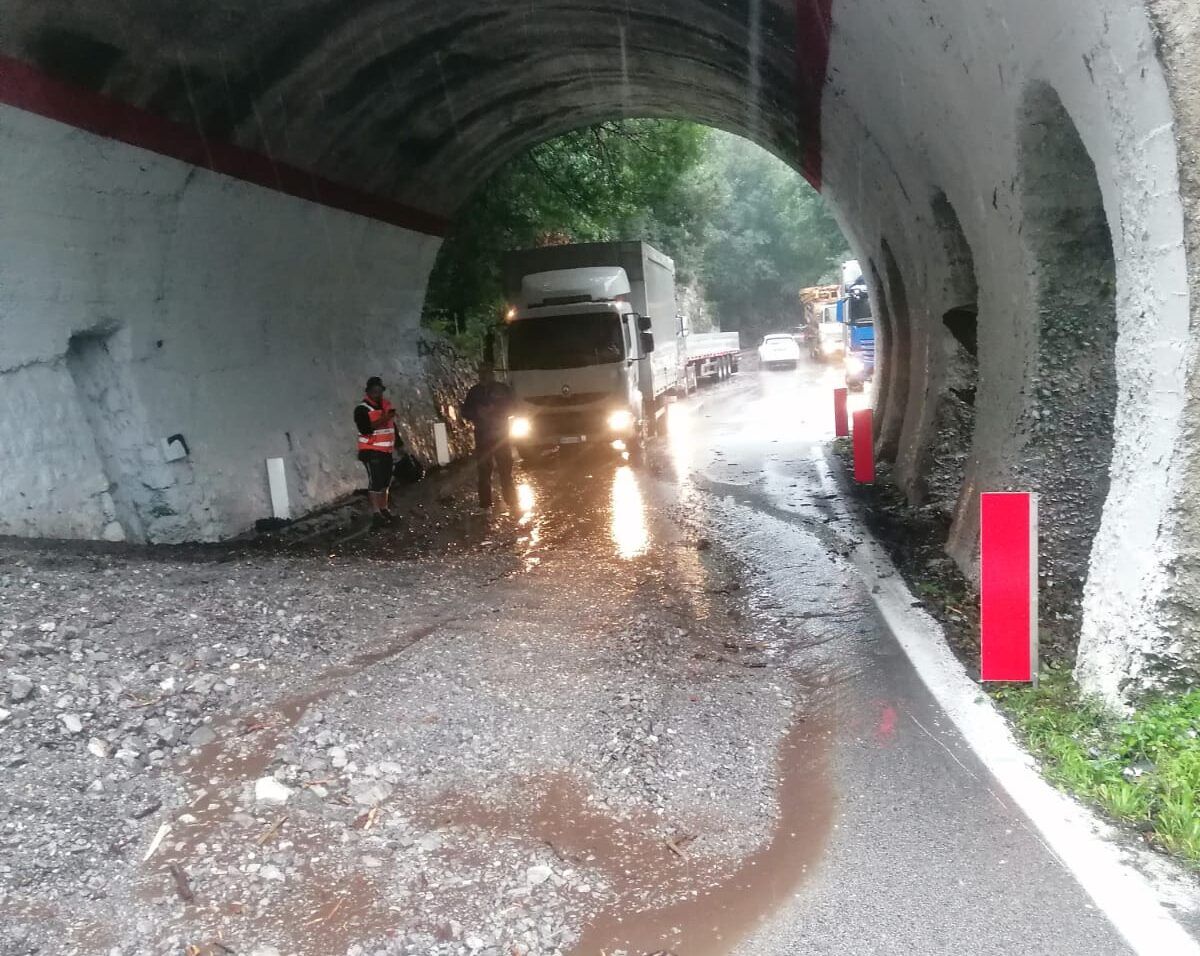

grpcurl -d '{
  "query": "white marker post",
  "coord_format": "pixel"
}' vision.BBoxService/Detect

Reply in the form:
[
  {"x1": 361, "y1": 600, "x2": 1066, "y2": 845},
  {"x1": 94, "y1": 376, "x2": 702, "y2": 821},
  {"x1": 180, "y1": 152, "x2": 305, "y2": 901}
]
[
  {"x1": 266, "y1": 457, "x2": 290, "y2": 519},
  {"x1": 433, "y1": 422, "x2": 451, "y2": 466}
]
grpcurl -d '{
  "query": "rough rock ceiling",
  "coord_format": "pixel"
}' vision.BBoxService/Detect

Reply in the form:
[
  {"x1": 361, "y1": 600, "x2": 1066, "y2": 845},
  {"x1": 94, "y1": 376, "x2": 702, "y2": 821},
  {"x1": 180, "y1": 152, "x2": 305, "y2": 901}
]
[{"x1": 1, "y1": 0, "x2": 819, "y2": 218}]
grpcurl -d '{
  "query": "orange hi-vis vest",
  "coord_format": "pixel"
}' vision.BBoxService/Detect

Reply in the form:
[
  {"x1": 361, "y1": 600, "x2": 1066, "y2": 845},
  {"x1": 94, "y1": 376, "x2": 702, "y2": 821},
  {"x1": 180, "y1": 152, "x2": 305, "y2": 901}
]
[{"x1": 357, "y1": 396, "x2": 396, "y2": 454}]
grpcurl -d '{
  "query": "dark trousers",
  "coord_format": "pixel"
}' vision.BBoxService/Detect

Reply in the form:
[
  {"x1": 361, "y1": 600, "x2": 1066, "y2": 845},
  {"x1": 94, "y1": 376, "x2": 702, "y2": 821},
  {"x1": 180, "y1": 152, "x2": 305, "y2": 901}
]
[{"x1": 476, "y1": 440, "x2": 516, "y2": 508}]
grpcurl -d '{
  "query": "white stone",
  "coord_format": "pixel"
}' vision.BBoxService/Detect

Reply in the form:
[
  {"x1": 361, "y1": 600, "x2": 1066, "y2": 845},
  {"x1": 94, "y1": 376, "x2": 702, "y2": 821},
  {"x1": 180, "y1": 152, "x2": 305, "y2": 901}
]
[
  {"x1": 350, "y1": 780, "x2": 392, "y2": 806},
  {"x1": 254, "y1": 777, "x2": 292, "y2": 806},
  {"x1": 60, "y1": 713, "x2": 83, "y2": 734},
  {"x1": 87, "y1": 737, "x2": 111, "y2": 758},
  {"x1": 259, "y1": 864, "x2": 285, "y2": 882},
  {"x1": 526, "y1": 864, "x2": 553, "y2": 886}
]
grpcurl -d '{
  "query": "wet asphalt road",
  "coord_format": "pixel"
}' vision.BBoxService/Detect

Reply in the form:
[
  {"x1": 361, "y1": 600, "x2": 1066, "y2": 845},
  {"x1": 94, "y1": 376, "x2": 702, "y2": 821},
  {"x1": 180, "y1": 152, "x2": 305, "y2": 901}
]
[{"x1": 508, "y1": 355, "x2": 1132, "y2": 955}]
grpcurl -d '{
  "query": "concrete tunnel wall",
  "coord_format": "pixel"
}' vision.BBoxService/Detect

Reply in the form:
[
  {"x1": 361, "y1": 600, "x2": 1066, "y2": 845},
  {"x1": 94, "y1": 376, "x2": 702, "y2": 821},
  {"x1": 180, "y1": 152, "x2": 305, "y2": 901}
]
[
  {"x1": 818, "y1": 0, "x2": 1193, "y2": 702},
  {"x1": 0, "y1": 0, "x2": 1198, "y2": 702},
  {"x1": 0, "y1": 103, "x2": 443, "y2": 542}
]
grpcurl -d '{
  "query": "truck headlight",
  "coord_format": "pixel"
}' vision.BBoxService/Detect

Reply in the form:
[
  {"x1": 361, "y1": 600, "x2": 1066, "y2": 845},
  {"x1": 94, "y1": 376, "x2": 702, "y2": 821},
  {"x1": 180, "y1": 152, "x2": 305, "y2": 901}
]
[
  {"x1": 845, "y1": 356, "x2": 865, "y2": 375},
  {"x1": 510, "y1": 417, "x2": 532, "y2": 439},
  {"x1": 607, "y1": 409, "x2": 634, "y2": 432}
]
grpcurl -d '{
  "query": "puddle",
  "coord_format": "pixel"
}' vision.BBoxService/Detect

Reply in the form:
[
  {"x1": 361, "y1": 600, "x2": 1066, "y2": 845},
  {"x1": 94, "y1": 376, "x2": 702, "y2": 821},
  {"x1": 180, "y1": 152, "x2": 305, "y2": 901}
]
[{"x1": 422, "y1": 713, "x2": 834, "y2": 955}]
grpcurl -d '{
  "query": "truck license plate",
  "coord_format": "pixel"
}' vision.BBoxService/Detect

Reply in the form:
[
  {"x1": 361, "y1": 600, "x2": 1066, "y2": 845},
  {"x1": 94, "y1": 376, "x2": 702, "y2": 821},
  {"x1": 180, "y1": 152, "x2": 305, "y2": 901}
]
[{"x1": 558, "y1": 436, "x2": 585, "y2": 444}]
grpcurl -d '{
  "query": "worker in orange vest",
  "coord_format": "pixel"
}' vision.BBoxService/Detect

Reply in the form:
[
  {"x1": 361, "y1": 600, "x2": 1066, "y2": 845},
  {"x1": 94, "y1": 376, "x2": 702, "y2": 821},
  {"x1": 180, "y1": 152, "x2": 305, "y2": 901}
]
[{"x1": 354, "y1": 376, "x2": 400, "y2": 528}]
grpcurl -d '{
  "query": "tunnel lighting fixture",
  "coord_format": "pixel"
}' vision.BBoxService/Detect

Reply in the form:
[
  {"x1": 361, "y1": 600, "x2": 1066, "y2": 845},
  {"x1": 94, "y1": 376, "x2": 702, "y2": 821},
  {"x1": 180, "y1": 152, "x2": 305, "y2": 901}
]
[
  {"x1": 509, "y1": 416, "x2": 532, "y2": 439},
  {"x1": 607, "y1": 409, "x2": 634, "y2": 432},
  {"x1": 505, "y1": 307, "x2": 517, "y2": 322},
  {"x1": 611, "y1": 440, "x2": 627, "y2": 451}
]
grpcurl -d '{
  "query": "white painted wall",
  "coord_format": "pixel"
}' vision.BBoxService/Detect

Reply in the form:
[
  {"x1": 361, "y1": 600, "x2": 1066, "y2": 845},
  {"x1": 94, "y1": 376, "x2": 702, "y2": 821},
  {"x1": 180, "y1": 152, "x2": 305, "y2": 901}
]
[
  {"x1": 820, "y1": 0, "x2": 1191, "y2": 703},
  {"x1": 0, "y1": 104, "x2": 442, "y2": 542}
]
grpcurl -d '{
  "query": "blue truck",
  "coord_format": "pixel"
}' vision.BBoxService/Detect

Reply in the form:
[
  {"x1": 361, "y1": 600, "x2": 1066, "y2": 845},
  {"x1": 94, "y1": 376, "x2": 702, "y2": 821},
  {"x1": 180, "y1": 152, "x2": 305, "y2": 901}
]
[{"x1": 840, "y1": 278, "x2": 875, "y2": 391}]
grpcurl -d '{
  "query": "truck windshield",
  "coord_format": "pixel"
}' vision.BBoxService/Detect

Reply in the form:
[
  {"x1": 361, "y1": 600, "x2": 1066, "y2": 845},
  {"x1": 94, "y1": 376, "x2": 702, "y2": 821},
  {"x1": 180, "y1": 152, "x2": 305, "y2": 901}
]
[
  {"x1": 849, "y1": 292, "x2": 873, "y2": 325},
  {"x1": 508, "y1": 313, "x2": 625, "y2": 370}
]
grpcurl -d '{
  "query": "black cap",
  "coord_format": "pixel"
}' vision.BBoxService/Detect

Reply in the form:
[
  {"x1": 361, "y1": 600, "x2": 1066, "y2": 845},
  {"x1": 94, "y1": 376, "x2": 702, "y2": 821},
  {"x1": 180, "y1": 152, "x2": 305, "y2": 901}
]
[{"x1": 365, "y1": 376, "x2": 385, "y2": 390}]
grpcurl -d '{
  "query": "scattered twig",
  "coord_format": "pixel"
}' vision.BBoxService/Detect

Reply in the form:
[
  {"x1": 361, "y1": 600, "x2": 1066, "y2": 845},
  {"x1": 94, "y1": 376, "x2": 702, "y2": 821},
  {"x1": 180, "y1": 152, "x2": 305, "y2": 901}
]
[
  {"x1": 169, "y1": 862, "x2": 195, "y2": 903},
  {"x1": 665, "y1": 839, "x2": 688, "y2": 860},
  {"x1": 351, "y1": 806, "x2": 381, "y2": 830},
  {"x1": 130, "y1": 799, "x2": 162, "y2": 820},
  {"x1": 304, "y1": 896, "x2": 345, "y2": 926},
  {"x1": 142, "y1": 823, "x2": 171, "y2": 862},
  {"x1": 255, "y1": 814, "x2": 288, "y2": 846}
]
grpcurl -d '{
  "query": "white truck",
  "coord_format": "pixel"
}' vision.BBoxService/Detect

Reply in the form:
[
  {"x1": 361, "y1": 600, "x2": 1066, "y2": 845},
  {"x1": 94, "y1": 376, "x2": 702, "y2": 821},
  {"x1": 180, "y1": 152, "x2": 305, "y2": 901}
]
[
  {"x1": 500, "y1": 241, "x2": 738, "y2": 461},
  {"x1": 683, "y1": 329, "x2": 741, "y2": 385}
]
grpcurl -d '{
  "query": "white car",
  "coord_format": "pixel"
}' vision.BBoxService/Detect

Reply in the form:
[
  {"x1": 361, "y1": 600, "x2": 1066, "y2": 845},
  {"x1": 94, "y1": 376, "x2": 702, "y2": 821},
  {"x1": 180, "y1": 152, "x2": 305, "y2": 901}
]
[{"x1": 758, "y1": 333, "x2": 801, "y2": 369}]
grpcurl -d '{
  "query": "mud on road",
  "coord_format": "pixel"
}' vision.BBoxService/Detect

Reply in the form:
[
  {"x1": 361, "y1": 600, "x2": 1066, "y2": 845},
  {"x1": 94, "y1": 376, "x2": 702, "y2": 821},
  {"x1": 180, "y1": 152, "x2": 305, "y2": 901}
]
[{"x1": 0, "y1": 444, "x2": 839, "y2": 956}]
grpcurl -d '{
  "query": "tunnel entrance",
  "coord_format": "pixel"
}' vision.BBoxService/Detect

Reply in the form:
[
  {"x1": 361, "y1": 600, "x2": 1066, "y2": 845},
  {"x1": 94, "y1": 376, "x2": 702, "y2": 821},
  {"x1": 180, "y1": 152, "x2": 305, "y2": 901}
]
[
  {"x1": 419, "y1": 121, "x2": 849, "y2": 358},
  {"x1": 1017, "y1": 83, "x2": 1118, "y2": 656}
]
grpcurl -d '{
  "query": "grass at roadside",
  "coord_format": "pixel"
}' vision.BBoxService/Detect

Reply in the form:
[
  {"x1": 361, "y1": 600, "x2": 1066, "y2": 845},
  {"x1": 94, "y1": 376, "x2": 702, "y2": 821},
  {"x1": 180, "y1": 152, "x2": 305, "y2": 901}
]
[{"x1": 992, "y1": 669, "x2": 1200, "y2": 866}]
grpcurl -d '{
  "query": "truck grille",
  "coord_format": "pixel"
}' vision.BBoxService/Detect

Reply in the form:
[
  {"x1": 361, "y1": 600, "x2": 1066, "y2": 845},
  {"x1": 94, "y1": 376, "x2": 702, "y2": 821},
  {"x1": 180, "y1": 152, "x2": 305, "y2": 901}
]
[
  {"x1": 525, "y1": 392, "x2": 608, "y2": 407},
  {"x1": 534, "y1": 408, "x2": 607, "y2": 436}
]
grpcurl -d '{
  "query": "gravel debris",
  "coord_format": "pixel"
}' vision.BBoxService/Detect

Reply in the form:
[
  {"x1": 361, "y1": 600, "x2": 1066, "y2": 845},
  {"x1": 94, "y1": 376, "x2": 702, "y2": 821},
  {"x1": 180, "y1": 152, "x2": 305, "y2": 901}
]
[{"x1": 0, "y1": 464, "x2": 832, "y2": 956}]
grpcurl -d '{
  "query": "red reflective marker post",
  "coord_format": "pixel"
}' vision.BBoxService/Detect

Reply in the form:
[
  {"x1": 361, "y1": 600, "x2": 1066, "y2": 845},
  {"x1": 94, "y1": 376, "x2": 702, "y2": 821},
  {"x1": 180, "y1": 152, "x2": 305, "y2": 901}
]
[
  {"x1": 852, "y1": 409, "x2": 874, "y2": 483},
  {"x1": 980, "y1": 492, "x2": 1039, "y2": 683},
  {"x1": 833, "y1": 387, "x2": 849, "y2": 437}
]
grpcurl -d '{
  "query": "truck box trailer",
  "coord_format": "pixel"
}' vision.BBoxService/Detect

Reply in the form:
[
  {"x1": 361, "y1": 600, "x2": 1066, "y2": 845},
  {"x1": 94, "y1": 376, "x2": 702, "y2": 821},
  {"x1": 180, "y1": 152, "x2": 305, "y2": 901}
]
[
  {"x1": 503, "y1": 242, "x2": 683, "y2": 401},
  {"x1": 499, "y1": 241, "x2": 740, "y2": 461}
]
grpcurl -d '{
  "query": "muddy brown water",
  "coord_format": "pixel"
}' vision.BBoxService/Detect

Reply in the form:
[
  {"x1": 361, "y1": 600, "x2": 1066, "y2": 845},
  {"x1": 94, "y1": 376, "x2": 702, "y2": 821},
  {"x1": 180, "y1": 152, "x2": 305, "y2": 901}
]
[
  {"x1": 422, "y1": 715, "x2": 834, "y2": 955},
  {"x1": 138, "y1": 621, "x2": 448, "y2": 953},
  {"x1": 145, "y1": 604, "x2": 835, "y2": 956}
]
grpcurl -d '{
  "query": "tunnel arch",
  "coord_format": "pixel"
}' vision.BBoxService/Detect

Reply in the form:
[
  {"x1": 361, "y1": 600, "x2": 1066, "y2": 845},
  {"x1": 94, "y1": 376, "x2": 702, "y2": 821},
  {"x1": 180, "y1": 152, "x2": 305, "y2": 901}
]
[
  {"x1": 909, "y1": 191, "x2": 981, "y2": 515},
  {"x1": 864, "y1": 259, "x2": 894, "y2": 446},
  {"x1": 1013, "y1": 81, "x2": 1118, "y2": 657},
  {"x1": 0, "y1": 0, "x2": 1196, "y2": 702},
  {"x1": 874, "y1": 240, "x2": 912, "y2": 464}
]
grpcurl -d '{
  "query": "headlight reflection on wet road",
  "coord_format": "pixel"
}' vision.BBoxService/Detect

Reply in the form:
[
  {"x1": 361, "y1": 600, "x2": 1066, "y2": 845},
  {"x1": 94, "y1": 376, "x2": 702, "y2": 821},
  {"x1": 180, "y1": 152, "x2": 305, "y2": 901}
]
[
  {"x1": 516, "y1": 481, "x2": 536, "y2": 516},
  {"x1": 610, "y1": 466, "x2": 649, "y2": 559},
  {"x1": 665, "y1": 401, "x2": 694, "y2": 477},
  {"x1": 515, "y1": 480, "x2": 540, "y2": 568}
]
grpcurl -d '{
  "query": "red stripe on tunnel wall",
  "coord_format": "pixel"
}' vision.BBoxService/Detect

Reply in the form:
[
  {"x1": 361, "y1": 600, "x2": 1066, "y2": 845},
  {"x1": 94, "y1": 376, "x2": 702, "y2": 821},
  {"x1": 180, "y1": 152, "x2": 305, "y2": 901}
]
[
  {"x1": 794, "y1": 0, "x2": 833, "y2": 189},
  {"x1": 0, "y1": 54, "x2": 451, "y2": 237}
]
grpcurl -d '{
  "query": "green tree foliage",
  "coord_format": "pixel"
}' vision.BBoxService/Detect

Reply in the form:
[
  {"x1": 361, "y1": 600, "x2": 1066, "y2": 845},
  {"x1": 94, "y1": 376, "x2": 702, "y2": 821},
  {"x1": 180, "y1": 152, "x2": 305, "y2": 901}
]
[
  {"x1": 697, "y1": 135, "x2": 849, "y2": 340},
  {"x1": 421, "y1": 122, "x2": 849, "y2": 348},
  {"x1": 422, "y1": 120, "x2": 713, "y2": 347}
]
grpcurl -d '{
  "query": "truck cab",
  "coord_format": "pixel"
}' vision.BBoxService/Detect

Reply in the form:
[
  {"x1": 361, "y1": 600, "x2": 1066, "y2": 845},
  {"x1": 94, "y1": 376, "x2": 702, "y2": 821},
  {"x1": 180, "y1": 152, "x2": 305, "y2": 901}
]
[
  {"x1": 816, "y1": 302, "x2": 844, "y2": 360},
  {"x1": 842, "y1": 284, "x2": 875, "y2": 391},
  {"x1": 502, "y1": 267, "x2": 655, "y2": 461}
]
